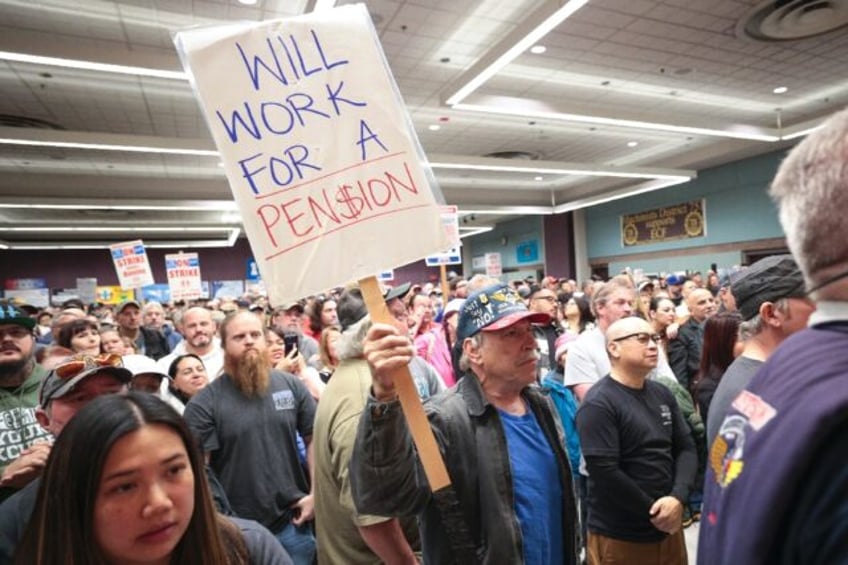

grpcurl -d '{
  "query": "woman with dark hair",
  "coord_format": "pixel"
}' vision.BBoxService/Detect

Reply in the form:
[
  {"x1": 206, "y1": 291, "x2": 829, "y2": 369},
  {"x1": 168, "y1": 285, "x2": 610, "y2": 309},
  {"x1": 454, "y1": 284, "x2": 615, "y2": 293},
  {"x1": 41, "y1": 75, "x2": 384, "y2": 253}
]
[
  {"x1": 57, "y1": 318, "x2": 101, "y2": 356},
  {"x1": 693, "y1": 311, "x2": 744, "y2": 427},
  {"x1": 304, "y1": 297, "x2": 337, "y2": 342},
  {"x1": 265, "y1": 327, "x2": 325, "y2": 400},
  {"x1": 165, "y1": 353, "x2": 210, "y2": 411},
  {"x1": 648, "y1": 296, "x2": 678, "y2": 361},
  {"x1": 559, "y1": 293, "x2": 595, "y2": 335},
  {"x1": 14, "y1": 393, "x2": 291, "y2": 564}
]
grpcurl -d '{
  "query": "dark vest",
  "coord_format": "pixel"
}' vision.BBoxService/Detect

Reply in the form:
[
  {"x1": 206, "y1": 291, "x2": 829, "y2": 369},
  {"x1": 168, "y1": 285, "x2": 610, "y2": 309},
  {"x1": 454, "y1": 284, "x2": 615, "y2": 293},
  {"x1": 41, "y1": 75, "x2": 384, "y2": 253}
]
[{"x1": 698, "y1": 323, "x2": 848, "y2": 564}]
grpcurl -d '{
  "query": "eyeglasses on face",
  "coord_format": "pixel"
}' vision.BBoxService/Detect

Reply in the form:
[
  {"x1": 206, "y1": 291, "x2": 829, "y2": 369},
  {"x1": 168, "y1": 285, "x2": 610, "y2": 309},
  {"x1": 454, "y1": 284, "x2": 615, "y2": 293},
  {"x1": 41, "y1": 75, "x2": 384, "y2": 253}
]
[
  {"x1": 54, "y1": 353, "x2": 123, "y2": 379},
  {"x1": 612, "y1": 332, "x2": 662, "y2": 345},
  {"x1": 532, "y1": 295, "x2": 557, "y2": 303}
]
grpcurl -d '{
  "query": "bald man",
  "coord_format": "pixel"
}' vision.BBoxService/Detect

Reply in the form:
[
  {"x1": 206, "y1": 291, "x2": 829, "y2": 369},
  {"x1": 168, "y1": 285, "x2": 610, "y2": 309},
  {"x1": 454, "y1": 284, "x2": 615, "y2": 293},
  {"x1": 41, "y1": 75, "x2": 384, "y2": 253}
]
[
  {"x1": 157, "y1": 307, "x2": 224, "y2": 380},
  {"x1": 668, "y1": 288, "x2": 717, "y2": 389},
  {"x1": 577, "y1": 317, "x2": 696, "y2": 565}
]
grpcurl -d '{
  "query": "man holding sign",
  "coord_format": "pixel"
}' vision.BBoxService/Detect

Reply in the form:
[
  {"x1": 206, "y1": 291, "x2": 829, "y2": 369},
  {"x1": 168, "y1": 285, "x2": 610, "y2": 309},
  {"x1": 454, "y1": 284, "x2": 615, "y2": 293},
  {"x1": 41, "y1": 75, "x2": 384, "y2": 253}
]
[{"x1": 351, "y1": 283, "x2": 580, "y2": 564}]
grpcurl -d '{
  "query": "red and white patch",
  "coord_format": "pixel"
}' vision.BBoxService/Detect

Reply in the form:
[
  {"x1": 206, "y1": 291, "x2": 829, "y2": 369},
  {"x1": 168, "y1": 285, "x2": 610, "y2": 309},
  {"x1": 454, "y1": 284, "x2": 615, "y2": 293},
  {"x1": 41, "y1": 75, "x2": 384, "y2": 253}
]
[{"x1": 731, "y1": 390, "x2": 776, "y2": 430}]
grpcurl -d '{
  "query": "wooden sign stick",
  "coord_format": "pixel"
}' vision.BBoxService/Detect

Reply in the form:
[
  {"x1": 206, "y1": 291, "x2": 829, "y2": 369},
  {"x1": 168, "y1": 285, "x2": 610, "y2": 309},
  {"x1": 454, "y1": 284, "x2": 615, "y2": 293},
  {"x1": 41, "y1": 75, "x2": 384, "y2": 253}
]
[
  {"x1": 439, "y1": 264, "x2": 450, "y2": 305},
  {"x1": 358, "y1": 276, "x2": 451, "y2": 491}
]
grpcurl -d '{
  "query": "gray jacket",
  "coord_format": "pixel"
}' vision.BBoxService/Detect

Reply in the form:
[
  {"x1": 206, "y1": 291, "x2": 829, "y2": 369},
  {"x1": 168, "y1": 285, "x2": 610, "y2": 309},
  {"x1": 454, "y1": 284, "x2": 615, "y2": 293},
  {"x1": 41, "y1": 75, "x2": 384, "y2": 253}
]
[{"x1": 350, "y1": 373, "x2": 580, "y2": 565}]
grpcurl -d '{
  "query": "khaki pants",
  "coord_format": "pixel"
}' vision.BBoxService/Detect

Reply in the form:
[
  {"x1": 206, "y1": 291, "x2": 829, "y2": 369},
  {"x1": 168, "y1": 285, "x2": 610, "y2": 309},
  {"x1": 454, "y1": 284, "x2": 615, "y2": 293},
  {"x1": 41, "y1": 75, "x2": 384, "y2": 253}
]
[{"x1": 587, "y1": 530, "x2": 688, "y2": 565}]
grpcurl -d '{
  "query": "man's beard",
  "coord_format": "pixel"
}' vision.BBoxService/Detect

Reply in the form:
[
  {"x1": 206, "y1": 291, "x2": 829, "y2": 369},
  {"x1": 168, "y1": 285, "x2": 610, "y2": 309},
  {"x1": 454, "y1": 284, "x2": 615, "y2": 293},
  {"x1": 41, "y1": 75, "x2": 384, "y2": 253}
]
[
  {"x1": 0, "y1": 354, "x2": 32, "y2": 385},
  {"x1": 189, "y1": 334, "x2": 211, "y2": 349},
  {"x1": 225, "y1": 348, "x2": 271, "y2": 397}
]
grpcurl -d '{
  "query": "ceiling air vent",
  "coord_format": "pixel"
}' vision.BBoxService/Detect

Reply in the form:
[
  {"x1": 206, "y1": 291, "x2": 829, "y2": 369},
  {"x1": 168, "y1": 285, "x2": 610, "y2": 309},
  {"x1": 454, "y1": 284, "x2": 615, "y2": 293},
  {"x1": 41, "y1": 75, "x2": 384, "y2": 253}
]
[
  {"x1": 739, "y1": 0, "x2": 848, "y2": 41},
  {"x1": 0, "y1": 115, "x2": 65, "y2": 129},
  {"x1": 482, "y1": 151, "x2": 541, "y2": 160},
  {"x1": 78, "y1": 209, "x2": 133, "y2": 218}
]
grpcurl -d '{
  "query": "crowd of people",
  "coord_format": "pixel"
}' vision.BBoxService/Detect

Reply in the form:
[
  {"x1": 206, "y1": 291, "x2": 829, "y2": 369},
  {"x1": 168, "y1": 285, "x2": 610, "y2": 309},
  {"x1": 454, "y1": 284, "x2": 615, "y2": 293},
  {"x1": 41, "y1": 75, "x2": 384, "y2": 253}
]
[{"x1": 0, "y1": 108, "x2": 847, "y2": 564}]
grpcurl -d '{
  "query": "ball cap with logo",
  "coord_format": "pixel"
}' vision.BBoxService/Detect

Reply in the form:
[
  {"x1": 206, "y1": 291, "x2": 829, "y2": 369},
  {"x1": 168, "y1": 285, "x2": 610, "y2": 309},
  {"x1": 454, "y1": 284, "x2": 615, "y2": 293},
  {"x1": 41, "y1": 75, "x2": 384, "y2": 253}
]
[
  {"x1": 456, "y1": 283, "x2": 551, "y2": 343},
  {"x1": 39, "y1": 353, "x2": 133, "y2": 407},
  {"x1": 0, "y1": 302, "x2": 36, "y2": 330}
]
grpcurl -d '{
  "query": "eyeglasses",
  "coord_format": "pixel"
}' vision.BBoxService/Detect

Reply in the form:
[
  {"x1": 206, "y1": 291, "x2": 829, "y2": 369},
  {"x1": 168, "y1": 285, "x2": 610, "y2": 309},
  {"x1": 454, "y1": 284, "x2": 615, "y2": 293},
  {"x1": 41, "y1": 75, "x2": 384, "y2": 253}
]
[
  {"x1": 532, "y1": 296, "x2": 557, "y2": 303},
  {"x1": 612, "y1": 332, "x2": 662, "y2": 345},
  {"x1": 54, "y1": 353, "x2": 123, "y2": 379},
  {"x1": 0, "y1": 327, "x2": 32, "y2": 340}
]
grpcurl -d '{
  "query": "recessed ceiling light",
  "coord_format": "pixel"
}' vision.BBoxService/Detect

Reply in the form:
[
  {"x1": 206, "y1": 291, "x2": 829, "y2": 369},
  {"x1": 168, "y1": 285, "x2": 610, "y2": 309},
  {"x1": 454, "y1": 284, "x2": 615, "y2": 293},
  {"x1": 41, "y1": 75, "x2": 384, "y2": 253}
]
[
  {"x1": 773, "y1": 86, "x2": 788, "y2": 94},
  {"x1": 428, "y1": 124, "x2": 441, "y2": 131},
  {"x1": 530, "y1": 45, "x2": 547, "y2": 54},
  {"x1": 535, "y1": 176, "x2": 543, "y2": 181},
  {"x1": 627, "y1": 141, "x2": 639, "y2": 147},
  {"x1": 238, "y1": 0, "x2": 258, "y2": 5}
]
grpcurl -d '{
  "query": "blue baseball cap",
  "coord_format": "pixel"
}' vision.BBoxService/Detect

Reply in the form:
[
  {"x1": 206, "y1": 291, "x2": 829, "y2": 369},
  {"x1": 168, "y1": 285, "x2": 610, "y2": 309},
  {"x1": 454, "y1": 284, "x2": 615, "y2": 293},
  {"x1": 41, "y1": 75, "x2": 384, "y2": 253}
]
[
  {"x1": 456, "y1": 283, "x2": 550, "y2": 343},
  {"x1": 665, "y1": 274, "x2": 686, "y2": 286}
]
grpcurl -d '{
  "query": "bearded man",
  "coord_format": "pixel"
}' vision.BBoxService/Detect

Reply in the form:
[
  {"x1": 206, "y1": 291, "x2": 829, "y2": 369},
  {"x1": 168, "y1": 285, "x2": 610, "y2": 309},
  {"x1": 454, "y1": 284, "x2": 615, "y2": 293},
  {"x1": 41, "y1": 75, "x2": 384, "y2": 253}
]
[{"x1": 184, "y1": 311, "x2": 317, "y2": 565}]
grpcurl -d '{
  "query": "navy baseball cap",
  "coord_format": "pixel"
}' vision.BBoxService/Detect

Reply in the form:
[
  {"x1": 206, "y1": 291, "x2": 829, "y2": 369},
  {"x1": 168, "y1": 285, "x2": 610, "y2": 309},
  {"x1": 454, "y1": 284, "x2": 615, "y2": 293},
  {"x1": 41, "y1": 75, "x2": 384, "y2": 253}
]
[
  {"x1": 0, "y1": 302, "x2": 36, "y2": 330},
  {"x1": 456, "y1": 283, "x2": 550, "y2": 343}
]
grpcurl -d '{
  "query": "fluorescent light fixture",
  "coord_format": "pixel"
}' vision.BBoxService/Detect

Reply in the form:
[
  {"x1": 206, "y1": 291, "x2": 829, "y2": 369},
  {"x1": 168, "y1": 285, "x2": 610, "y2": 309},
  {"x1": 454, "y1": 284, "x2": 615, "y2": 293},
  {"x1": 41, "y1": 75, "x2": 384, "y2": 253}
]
[
  {"x1": 9, "y1": 244, "x2": 110, "y2": 250},
  {"x1": 11, "y1": 240, "x2": 233, "y2": 250},
  {"x1": 530, "y1": 45, "x2": 547, "y2": 54},
  {"x1": 313, "y1": 0, "x2": 337, "y2": 10},
  {"x1": 780, "y1": 124, "x2": 823, "y2": 141},
  {"x1": 458, "y1": 206, "x2": 554, "y2": 215},
  {"x1": 773, "y1": 86, "x2": 788, "y2": 94},
  {"x1": 459, "y1": 226, "x2": 493, "y2": 239},
  {"x1": 445, "y1": 0, "x2": 588, "y2": 105},
  {"x1": 0, "y1": 201, "x2": 238, "y2": 211},
  {"x1": 0, "y1": 137, "x2": 219, "y2": 156},
  {"x1": 554, "y1": 177, "x2": 691, "y2": 213},
  {"x1": 0, "y1": 51, "x2": 187, "y2": 81},
  {"x1": 453, "y1": 102, "x2": 781, "y2": 142},
  {"x1": 431, "y1": 161, "x2": 691, "y2": 182},
  {"x1": 535, "y1": 176, "x2": 543, "y2": 181},
  {"x1": 3, "y1": 226, "x2": 237, "y2": 232}
]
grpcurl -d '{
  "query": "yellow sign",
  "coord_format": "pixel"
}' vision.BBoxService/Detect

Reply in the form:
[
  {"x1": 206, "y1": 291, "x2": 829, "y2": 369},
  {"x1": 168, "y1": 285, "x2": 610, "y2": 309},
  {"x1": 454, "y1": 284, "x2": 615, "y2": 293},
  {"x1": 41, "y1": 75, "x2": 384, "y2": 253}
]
[
  {"x1": 96, "y1": 286, "x2": 135, "y2": 305},
  {"x1": 621, "y1": 200, "x2": 705, "y2": 247}
]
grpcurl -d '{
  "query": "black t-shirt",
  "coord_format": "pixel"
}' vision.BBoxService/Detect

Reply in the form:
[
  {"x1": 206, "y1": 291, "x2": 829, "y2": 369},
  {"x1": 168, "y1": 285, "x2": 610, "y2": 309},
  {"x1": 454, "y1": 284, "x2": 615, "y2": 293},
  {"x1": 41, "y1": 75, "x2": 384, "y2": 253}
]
[{"x1": 576, "y1": 375, "x2": 696, "y2": 542}]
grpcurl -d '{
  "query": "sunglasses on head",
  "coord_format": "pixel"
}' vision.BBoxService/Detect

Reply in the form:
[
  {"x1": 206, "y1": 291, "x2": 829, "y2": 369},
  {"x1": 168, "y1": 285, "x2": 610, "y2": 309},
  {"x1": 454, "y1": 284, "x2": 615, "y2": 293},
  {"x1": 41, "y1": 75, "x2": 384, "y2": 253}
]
[{"x1": 54, "y1": 353, "x2": 124, "y2": 380}]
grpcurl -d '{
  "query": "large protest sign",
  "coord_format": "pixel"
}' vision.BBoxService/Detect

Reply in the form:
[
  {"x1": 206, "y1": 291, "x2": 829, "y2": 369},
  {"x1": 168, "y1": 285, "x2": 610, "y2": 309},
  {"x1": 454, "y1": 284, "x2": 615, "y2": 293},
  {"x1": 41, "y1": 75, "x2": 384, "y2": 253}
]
[
  {"x1": 174, "y1": 5, "x2": 449, "y2": 306},
  {"x1": 165, "y1": 252, "x2": 203, "y2": 300},
  {"x1": 109, "y1": 240, "x2": 154, "y2": 290}
]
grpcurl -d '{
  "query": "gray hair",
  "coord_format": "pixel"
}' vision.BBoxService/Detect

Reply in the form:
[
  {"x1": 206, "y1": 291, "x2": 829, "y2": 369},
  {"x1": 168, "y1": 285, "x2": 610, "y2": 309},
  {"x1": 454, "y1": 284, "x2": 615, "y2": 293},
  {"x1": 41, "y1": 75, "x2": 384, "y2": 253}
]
[
  {"x1": 334, "y1": 315, "x2": 371, "y2": 361},
  {"x1": 467, "y1": 274, "x2": 501, "y2": 293},
  {"x1": 770, "y1": 107, "x2": 848, "y2": 287},
  {"x1": 591, "y1": 278, "x2": 634, "y2": 318},
  {"x1": 457, "y1": 333, "x2": 484, "y2": 372},
  {"x1": 738, "y1": 298, "x2": 789, "y2": 338},
  {"x1": 142, "y1": 301, "x2": 164, "y2": 314}
]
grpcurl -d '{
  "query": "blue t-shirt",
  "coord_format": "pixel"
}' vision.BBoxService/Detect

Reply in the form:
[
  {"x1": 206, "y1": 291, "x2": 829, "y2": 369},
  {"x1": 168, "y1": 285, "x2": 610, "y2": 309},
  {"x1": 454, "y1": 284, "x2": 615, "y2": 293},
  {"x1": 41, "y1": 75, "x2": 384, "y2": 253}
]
[{"x1": 499, "y1": 406, "x2": 564, "y2": 565}]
